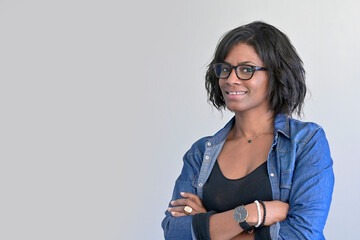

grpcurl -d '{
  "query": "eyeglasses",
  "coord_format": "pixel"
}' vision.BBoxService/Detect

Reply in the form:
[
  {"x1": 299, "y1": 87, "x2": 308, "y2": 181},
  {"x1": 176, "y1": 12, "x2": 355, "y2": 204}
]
[{"x1": 212, "y1": 63, "x2": 267, "y2": 80}]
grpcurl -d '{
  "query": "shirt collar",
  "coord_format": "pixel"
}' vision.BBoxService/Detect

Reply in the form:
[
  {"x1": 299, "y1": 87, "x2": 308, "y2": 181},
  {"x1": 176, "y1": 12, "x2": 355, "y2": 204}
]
[{"x1": 274, "y1": 114, "x2": 290, "y2": 139}]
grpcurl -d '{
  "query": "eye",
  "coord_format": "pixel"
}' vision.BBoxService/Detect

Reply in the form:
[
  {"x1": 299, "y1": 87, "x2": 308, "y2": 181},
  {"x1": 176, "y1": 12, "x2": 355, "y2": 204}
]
[
  {"x1": 213, "y1": 63, "x2": 232, "y2": 78},
  {"x1": 239, "y1": 66, "x2": 253, "y2": 73},
  {"x1": 222, "y1": 67, "x2": 231, "y2": 72}
]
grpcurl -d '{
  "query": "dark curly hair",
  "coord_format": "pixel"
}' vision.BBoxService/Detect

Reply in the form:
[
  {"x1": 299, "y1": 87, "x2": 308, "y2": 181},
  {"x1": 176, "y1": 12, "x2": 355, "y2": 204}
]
[{"x1": 205, "y1": 21, "x2": 306, "y2": 117}]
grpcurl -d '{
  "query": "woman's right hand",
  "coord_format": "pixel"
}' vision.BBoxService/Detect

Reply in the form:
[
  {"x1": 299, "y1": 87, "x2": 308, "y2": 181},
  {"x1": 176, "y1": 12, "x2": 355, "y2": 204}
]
[{"x1": 168, "y1": 192, "x2": 207, "y2": 217}]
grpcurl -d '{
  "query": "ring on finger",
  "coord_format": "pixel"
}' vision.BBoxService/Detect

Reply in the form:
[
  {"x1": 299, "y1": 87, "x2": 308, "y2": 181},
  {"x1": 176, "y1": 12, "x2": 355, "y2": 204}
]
[{"x1": 184, "y1": 206, "x2": 193, "y2": 215}]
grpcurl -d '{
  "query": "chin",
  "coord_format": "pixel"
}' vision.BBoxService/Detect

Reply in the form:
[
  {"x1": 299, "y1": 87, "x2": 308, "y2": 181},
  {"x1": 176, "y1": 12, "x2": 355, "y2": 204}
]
[{"x1": 225, "y1": 104, "x2": 247, "y2": 112}]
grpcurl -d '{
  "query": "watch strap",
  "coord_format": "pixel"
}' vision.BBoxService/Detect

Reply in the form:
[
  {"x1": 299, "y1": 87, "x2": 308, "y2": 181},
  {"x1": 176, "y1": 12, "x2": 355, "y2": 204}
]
[{"x1": 239, "y1": 221, "x2": 253, "y2": 232}]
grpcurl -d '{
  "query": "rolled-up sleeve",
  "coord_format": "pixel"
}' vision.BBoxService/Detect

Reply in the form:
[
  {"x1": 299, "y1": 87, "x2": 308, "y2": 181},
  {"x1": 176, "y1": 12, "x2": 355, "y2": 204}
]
[
  {"x1": 162, "y1": 148, "x2": 202, "y2": 240},
  {"x1": 278, "y1": 127, "x2": 334, "y2": 239}
]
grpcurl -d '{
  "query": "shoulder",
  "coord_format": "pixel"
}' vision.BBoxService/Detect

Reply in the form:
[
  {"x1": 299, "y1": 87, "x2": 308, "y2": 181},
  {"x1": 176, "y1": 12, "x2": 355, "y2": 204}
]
[
  {"x1": 275, "y1": 115, "x2": 331, "y2": 159},
  {"x1": 286, "y1": 118, "x2": 332, "y2": 167},
  {"x1": 274, "y1": 114, "x2": 325, "y2": 142},
  {"x1": 177, "y1": 136, "x2": 211, "y2": 177},
  {"x1": 287, "y1": 118, "x2": 324, "y2": 143},
  {"x1": 185, "y1": 136, "x2": 210, "y2": 158}
]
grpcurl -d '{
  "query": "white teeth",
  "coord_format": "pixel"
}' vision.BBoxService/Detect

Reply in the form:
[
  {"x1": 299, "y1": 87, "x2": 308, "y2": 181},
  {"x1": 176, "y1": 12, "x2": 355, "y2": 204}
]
[{"x1": 228, "y1": 91, "x2": 246, "y2": 95}]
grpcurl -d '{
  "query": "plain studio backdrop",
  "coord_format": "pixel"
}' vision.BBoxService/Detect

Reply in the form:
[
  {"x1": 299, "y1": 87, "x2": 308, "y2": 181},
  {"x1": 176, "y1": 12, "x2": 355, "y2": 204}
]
[{"x1": 0, "y1": 0, "x2": 359, "y2": 239}]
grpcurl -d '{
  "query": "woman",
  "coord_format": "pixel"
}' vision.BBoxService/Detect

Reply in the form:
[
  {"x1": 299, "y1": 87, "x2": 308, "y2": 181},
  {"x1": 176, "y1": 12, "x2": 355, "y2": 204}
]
[{"x1": 161, "y1": 21, "x2": 334, "y2": 240}]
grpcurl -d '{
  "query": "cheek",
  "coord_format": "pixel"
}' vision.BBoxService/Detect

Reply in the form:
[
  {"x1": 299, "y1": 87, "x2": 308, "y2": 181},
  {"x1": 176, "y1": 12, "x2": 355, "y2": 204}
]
[
  {"x1": 263, "y1": 81, "x2": 270, "y2": 94},
  {"x1": 256, "y1": 78, "x2": 269, "y2": 94}
]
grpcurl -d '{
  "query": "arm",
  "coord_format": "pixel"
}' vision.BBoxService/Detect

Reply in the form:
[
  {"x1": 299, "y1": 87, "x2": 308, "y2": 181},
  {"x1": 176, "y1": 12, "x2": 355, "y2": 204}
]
[
  {"x1": 163, "y1": 141, "x2": 291, "y2": 239},
  {"x1": 278, "y1": 127, "x2": 334, "y2": 239},
  {"x1": 209, "y1": 201, "x2": 288, "y2": 240},
  {"x1": 161, "y1": 149, "x2": 202, "y2": 240},
  {"x1": 230, "y1": 232, "x2": 255, "y2": 240},
  {"x1": 170, "y1": 196, "x2": 288, "y2": 240}
]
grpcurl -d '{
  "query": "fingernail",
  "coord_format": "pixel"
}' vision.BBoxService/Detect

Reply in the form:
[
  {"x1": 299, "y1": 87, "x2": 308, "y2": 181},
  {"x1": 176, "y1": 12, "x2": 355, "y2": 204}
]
[
  {"x1": 171, "y1": 201, "x2": 175, "y2": 205},
  {"x1": 180, "y1": 192, "x2": 185, "y2": 195},
  {"x1": 168, "y1": 208, "x2": 172, "y2": 212},
  {"x1": 171, "y1": 211, "x2": 176, "y2": 216}
]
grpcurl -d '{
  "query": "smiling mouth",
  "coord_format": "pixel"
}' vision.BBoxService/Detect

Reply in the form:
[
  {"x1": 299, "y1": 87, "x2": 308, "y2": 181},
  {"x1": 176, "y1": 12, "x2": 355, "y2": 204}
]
[{"x1": 226, "y1": 91, "x2": 247, "y2": 95}]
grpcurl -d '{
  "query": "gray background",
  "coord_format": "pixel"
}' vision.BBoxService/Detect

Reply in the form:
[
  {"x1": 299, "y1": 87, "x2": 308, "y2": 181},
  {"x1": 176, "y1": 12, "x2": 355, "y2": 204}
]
[{"x1": 1, "y1": 0, "x2": 359, "y2": 239}]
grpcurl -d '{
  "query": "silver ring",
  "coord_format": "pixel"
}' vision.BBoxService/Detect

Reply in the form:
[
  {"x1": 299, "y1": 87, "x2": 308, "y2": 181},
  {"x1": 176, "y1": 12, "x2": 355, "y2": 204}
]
[{"x1": 184, "y1": 206, "x2": 193, "y2": 215}]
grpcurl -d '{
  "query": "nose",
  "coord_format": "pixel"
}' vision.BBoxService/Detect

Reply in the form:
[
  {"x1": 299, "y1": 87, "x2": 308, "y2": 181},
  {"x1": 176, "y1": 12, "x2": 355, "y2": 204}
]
[{"x1": 225, "y1": 68, "x2": 241, "y2": 85}]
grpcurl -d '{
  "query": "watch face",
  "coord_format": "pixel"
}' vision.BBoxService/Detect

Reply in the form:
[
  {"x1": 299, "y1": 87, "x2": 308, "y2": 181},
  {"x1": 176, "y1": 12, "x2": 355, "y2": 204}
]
[{"x1": 234, "y1": 206, "x2": 248, "y2": 223}]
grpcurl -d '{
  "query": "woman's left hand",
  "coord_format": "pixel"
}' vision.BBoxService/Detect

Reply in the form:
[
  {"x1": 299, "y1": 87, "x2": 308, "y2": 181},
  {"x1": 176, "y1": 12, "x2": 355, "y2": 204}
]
[{"x1": 168, "y1": 192, "x2": 207, "y2": 217}]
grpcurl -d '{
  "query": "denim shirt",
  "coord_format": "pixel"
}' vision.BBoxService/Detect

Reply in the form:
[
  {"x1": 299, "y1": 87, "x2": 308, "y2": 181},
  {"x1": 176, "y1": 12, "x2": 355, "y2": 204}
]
[{"x1": 162, "y1": 114, "x2": 334, "y2": 240}]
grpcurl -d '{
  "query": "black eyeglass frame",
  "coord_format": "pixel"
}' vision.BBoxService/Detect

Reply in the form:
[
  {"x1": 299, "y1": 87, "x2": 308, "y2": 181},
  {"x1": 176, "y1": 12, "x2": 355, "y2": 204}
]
[{"x1": 212, "y1": 63, "x2": 268, "y2": 80}]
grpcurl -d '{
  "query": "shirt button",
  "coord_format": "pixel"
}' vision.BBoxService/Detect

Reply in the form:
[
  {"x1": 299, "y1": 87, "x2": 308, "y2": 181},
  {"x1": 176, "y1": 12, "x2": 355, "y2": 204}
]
[
  {"x1": 207, "y1": 142, "x2": 211, "y2": 146},
  {"x1": 205, "y1": 156, "x2": 209, "y2": 160},
  {"x1": 270, "y1": 173, "x2": 275, "y2": 177},
  {"x1": 198, "y1": 183, "x2": 203, "y2": 187}
]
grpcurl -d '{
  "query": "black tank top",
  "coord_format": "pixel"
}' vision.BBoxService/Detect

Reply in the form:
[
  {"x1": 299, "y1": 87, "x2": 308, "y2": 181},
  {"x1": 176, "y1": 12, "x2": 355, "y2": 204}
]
[
  {"x1": 203, "y1": 160, "x2": 273, "y2": 212},
  {"x1": 197, "y1": 160, "x2": 273, "y2": 239}
]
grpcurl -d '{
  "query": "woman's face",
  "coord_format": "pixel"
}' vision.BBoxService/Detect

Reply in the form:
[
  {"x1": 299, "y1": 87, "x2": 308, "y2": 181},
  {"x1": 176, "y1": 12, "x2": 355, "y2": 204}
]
[{"x1": 218, "y1": 43, "x2": 270, "y2": 114}]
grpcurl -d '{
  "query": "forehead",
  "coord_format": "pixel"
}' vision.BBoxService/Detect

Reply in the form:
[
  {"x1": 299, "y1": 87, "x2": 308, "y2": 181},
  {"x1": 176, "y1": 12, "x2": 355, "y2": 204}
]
[{"x1": 224, "y1": 43, "x2": 263, "y2": 65}]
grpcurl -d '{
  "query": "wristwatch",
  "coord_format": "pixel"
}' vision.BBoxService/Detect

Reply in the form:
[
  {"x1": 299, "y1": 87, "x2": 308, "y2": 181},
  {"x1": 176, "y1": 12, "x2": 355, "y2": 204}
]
[{"x1": 233, "y1": 206, "x2": 253, "y2": 231}]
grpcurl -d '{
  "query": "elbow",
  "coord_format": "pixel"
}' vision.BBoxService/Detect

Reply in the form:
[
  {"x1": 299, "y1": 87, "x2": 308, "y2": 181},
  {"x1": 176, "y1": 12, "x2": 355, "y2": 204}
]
[
  {"x1": 278, "y1": 216, "x2": 325, "y2": 239},
  {"x1": 161, "y1": 215, "x2": 194, "y2": 240},
  {"x1": 161, "y1": 216, "x2": 171, "y2": 239}
]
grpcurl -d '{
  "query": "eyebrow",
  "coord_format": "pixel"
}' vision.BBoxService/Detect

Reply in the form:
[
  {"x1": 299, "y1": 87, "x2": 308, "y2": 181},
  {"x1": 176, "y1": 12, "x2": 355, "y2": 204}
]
[{"x1": 224, "y1": 61, "x2": 258, "y2": 66}]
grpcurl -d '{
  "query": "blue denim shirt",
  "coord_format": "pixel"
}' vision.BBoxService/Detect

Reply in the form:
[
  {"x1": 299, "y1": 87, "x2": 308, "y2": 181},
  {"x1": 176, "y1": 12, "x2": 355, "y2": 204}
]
[{"x1": 162, "y1": 114, "x2": 334, "y2": 239}]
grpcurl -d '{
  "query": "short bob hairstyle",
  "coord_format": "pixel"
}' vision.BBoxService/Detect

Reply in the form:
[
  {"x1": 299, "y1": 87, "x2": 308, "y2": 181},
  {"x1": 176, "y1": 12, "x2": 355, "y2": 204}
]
[{"x1": 205, "y1": 21, "x2": 306, "y2": 117}]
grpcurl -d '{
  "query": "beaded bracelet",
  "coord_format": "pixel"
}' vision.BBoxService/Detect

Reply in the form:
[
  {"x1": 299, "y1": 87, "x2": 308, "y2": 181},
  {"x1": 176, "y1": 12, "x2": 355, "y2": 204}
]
[{"x1": 258, "y1": 200, "x2": 266, "y2": 228}]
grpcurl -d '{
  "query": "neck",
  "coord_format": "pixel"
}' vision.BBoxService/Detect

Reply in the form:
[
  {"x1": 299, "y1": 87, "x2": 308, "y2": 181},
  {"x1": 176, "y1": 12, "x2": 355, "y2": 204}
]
[{"x1": 231, "y1": 110, "x2": 275, "y2": 140}]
